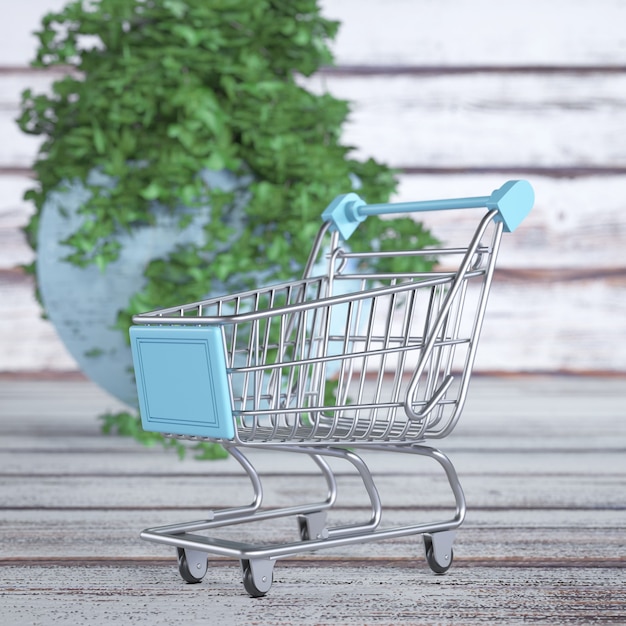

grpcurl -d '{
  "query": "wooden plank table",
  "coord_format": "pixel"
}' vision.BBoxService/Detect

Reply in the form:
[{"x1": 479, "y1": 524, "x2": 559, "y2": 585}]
[{"x1": 0, "y1": 375, "x2": 624, "y2": 624}]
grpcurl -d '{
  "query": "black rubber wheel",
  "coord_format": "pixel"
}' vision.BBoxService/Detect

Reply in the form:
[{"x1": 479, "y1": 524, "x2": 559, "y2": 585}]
[
  {"x1": 424, "y1": 536, "x2": 454, "y2": 574},
  {"x1": 177, "y1": 548, "x2": 205, "y2": 584},
  {"x1": 241, "y1": 561, "x2": 271, "y2": 598}
]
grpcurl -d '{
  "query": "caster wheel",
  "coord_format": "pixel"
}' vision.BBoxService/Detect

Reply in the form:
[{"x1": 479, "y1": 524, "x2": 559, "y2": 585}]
[
  {"x1": 424, "y1": 534, "x2": 454, "y2": 574},
  {"x1": 177, "y1": 548, "x2": 207, "y2": 584},
  {"x1": 241, "y1": 559, "x2": 273, "y2": 597}
]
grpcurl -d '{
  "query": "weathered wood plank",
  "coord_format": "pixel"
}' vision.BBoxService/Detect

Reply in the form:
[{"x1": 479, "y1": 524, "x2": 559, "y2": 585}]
[
  {"x1": 5, "y1": 72, "x2": 626, "y2": 169},
  {"x1": 0, "y1": 0, "x2": 67, "y2": 67},
  {"x1": 4, "y1": 265, "x2": 626, "y2": 372},
  {"x1": 395, "y1": 174, "x2": 626, "y2": 269},
  {"x1": 303, "y1": 72, "x2": 626, "y2": 169},
  {"x1": 2, "y1": 446, "x2": 624, "y2": 475},
  {"x1": 0, "y1": 195, "x2": 33, "y2": 270},
  {"x1": 2, "y1": 377, "x2": 624, "y2": 458},
  {"x1": 0, "y1": 509, "x2": 624, "y2": 559},
  {"x1": 2, "y1": 374, "x2": 625, "y2": 463},
  {"x1": 1, "y1": 375, "x2": 625, "y2": 433},
  {"x1": 2, "y1": 374, "x2": 624, "y2": 418},
  {"x1": 0, "y1": 270, "x2": 77, "y2": 371},
  {"x1": 5, "y1": 174, "x2": 626, "y2": 271},
  {"x1": 320, "y1": 0, "x2": 626, "y2": 67},
  {"x1": 477, "y1": 278, "x2": 626, "y2": 372},
  {"x1": 0, "y1": 172, "x2": 626, "y2": 272},
  {"x1": 2, "y1": 471, "x2": 623, "y2": 510},
  {"x1": 2, "y1": 482, "x2": 624, "y2": 536},
  {"x1": 0, "y1": 563, "x2": 624, "y2": 624},
  {"x1": 3, "y1": 0, "x2": 626, "y2": 68}
]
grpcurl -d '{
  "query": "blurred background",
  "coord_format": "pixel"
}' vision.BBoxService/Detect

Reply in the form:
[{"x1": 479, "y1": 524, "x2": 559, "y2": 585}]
[{"x1": 1, "y1": 0, "x2": 625, "y2": 378}]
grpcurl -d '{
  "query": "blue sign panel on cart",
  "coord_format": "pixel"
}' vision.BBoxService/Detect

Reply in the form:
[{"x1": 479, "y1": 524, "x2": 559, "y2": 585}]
[{"x1": 129, "y1": 325, "x2": 234, "y2": 440}]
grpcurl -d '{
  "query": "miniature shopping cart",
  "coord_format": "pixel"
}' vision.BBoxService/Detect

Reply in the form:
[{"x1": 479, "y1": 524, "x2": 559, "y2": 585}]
[{"x1": 130, "y1": 180, "x2": 534, "y2": 596}]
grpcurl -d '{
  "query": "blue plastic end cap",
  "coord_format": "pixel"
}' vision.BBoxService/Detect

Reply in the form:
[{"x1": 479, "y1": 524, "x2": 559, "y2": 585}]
[
  {"x1": 487, "y1": 180, "x2": 534, "y2": 233},
  {"x1": 321, "y1": 193, "x2": 367, "y2": 241}
]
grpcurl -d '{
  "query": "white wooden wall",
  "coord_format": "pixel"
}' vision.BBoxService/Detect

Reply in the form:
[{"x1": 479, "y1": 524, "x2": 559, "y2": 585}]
[{"x1": 1, "y1": 0, "x2": 625, "y2": 374}]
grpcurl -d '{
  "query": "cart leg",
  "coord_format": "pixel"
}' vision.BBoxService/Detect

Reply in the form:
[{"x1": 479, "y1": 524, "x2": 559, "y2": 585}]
[
  {"x1": 240, "y1": 558, "x2": 275, "y2": 597},
  {"x1": 297, "y1": 510, "x2": 329, "y2": 541},
  {"x1": 423, "y1": 530, "x2": 455, "y2": 574},
  {"x1": 290, "y1": 446, "x2": 382, "y2": 539},
  {"x1": 409, "y1": 444, "x2": 466, "y2": 525}
]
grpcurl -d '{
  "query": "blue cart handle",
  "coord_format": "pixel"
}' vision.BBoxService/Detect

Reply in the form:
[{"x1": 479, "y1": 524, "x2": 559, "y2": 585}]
[{"x1": 321, "y1": 179, "x2": 534, "y2": 241}]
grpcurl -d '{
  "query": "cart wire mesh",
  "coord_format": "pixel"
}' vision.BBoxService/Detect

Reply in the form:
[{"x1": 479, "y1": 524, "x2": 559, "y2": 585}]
[{"x1": 132, "y1": 210, "x2": 503, "y2": 446}]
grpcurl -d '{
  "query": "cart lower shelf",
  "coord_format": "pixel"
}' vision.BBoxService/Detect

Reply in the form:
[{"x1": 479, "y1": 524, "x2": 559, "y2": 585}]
[{"x1": 140, "y1": 443, "x2": 465, "y2": 597}]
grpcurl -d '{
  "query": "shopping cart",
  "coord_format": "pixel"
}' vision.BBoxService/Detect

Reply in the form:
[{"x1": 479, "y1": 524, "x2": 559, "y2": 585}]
[{"x1": 130, "y1": 180, "x2": 534, "y2": 596}]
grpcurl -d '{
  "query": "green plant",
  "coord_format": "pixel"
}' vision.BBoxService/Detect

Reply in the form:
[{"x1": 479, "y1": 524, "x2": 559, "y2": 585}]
[
  {"x1": 100, "y1": 411, "x2": 229, "y2": 459},
  {"x1": 18, "y1": 0, "x2": 438, "y2": 458}
]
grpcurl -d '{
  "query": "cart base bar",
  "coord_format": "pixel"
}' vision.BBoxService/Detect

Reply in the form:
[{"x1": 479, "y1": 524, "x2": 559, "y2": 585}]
[{"x1": 139, "y1": 443, "x2": 465, "y2": 596}]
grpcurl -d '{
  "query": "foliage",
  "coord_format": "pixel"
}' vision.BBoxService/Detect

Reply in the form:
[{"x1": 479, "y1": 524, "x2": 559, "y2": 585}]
[
  {"x1": 100, "y1": 411, "x2": 229, "y2": 459},
  {"x1": 18, "y1": 0, "x2": 439, "y2": 457}
]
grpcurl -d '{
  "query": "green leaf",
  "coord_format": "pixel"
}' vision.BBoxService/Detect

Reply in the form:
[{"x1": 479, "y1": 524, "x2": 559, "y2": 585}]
[
  {"x1": 140, "y1": 181, "x2": 161, "y2": 200},
  {"x1": 204, "y1": 151, "x2": 226, "y2": 171},
  {"x1": 164, "y1": 0, "x2": 188, "y2": 18},
  {"x1": 172, "y1": 24, "x2": 201, "y2": 46},
  {"x1": 193, "y1": 442, "x2": 229, "y2": 460},
  {"x1": 92, "y1": 122, "x2": 106, "y2": 154}
]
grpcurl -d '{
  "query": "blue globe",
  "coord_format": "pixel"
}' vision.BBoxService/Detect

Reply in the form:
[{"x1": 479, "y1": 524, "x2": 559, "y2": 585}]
[{"x1": 37, "y1": 169, "x2": 249, "y2": 407}]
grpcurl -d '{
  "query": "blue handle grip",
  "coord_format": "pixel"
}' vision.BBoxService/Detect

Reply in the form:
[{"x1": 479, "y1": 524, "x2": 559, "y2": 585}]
[{"x1": 322, "y1": 180, "x2": 534, "y2": 241}]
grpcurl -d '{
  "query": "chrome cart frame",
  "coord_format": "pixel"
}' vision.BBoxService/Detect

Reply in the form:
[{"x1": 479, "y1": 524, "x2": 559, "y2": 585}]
[{"x1": 130, "y1": 180, "x2": 533, "y2": 596}]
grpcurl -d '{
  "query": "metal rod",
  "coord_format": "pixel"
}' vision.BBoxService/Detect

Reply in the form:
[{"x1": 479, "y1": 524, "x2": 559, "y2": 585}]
[{"x1": 361, "y1": 195, "x2": 489, "y2": 217}]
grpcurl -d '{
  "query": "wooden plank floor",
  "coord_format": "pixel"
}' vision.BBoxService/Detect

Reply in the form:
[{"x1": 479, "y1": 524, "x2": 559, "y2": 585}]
[{"x1": 0, "y1": 376, "x2": 624, "y2": 624}]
